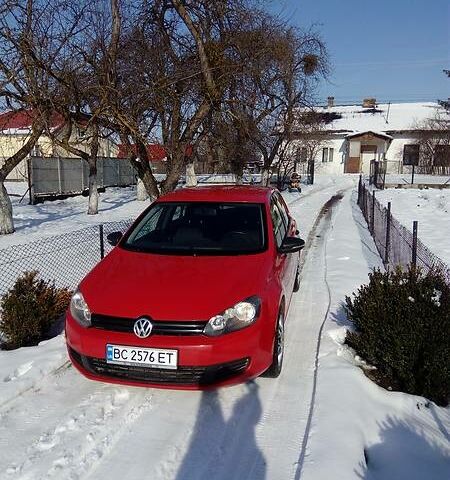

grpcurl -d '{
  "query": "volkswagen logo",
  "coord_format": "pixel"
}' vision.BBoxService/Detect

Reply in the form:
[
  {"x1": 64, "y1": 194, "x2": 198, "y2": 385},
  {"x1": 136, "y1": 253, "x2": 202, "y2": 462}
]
[{"x1": 133, "y1": 318, "x2": 153, "y2": 338}]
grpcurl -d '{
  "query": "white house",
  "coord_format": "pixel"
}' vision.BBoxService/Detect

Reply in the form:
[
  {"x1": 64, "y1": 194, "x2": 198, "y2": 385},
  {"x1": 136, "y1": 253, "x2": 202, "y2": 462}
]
[{"x1": 292, "y1": 99, "x2": 448, "y2": 175}]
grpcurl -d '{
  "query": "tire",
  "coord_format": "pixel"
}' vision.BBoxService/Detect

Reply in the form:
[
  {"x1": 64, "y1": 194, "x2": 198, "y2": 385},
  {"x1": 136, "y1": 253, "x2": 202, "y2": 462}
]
[
  {"x1": 293, "y1": 264, "x2": 300, "y2": 292},
  {"x1": 263, "y1": 309, "x2": 285, "y2": 378}
]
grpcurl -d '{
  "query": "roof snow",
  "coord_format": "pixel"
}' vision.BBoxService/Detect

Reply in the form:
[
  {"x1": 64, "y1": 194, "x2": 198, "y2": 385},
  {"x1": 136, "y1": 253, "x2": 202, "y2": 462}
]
[{"x1": 313, "y1": 102, "x2": 445, "y2": 134}]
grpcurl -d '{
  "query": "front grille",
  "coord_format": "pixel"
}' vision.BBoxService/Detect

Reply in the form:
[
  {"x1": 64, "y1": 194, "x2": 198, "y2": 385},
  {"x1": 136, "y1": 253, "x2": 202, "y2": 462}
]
[
  {"x1": 91, "y1": 313, "x2": 206, "y2": 336},
  {"x1": 69, "y1": 347, "x2": 249, "y2": 386}
]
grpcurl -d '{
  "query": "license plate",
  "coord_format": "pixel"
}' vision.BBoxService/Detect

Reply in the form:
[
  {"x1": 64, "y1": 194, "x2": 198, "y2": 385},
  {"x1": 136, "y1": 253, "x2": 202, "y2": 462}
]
[{"x1": 106, "y1": 344, "x2": 178, "y2": 369}]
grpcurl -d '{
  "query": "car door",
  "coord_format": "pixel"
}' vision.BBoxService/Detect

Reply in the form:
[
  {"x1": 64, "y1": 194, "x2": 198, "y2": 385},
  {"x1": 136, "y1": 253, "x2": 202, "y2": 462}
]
[
  {"x1": 273, "y1": 193, "x2": 298, "y2": 293},
  {"x1": 270, "y1": 195, "x2": 291, "y2": 298}
]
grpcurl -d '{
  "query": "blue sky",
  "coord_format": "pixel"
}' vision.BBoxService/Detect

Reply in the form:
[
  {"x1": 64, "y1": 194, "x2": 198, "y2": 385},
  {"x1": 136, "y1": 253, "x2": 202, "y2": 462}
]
[{"x1": 271, "y1": 0, "x2": 449, "y2": 105}]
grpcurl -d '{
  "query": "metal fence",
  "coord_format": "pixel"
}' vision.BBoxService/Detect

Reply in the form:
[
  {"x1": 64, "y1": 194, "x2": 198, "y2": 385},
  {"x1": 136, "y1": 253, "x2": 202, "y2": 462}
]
[
  {"x1": 0, "y1": 219, "x2": 134, "y2": 297},
  {"x1": 357, "y1": 177, "x2": 450, "y2": 284},
  {"x1": 369, "y1": 160, "x2": 386, "y2": 189},
  {"x1": 29, "y1": 156, "x2": 136, "y2": 204}
]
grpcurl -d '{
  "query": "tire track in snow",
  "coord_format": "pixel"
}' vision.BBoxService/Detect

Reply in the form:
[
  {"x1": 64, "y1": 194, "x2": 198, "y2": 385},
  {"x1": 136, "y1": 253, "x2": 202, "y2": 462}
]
[
  {"x1": 0, "y1": 366, "x2": 154, "y2": 480},
  {"x1": 294, "y1": 193, "x2": 345, "y2": 479}
]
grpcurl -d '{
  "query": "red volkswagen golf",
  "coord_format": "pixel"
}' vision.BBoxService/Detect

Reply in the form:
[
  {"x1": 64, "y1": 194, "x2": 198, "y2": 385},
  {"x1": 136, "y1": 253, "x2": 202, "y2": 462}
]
[{"x1": 66, "y1": 186, "x2": 304, "y2": 389}]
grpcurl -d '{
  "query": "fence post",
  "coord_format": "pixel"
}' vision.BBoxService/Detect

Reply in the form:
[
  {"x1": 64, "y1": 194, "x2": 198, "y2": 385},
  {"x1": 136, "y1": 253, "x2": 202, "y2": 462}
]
[
  {"x1": 412, "y1": 221, "x2": 418, "y2": 268},
  {"x1": 363, "y1": 184, "x2": 367, "y2": 218},
  {"x1": 57, "y1": 157, "x2": 62, "y2": 194},
  {"x1": 99, "y1": 224, "x2": 105, "y2": 259},
  {"x1": 370, "y1": 190, "x2": 376, "y2": 234},
  {"x1": 358, "y1": 174, "x2": 362, "y2": 204},
  {"x1": 385, "y1": 201, "x2": 391, "y2": 265}
]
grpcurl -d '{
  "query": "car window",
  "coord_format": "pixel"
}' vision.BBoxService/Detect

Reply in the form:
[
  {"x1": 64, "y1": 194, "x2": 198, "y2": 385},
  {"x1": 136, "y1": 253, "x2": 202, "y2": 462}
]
[
  {"x1": 123, "y1": 202, "x2": 267, "y2": 255},
  {"x1": 131, "y1": 205, "x2": 164, "y2": 243},
  {"x1": 270, "y1": 198, "x2": 287, "y2": 248},
  {"x1": 274, "y1": 193, "x2": 290, "y2": 230}
]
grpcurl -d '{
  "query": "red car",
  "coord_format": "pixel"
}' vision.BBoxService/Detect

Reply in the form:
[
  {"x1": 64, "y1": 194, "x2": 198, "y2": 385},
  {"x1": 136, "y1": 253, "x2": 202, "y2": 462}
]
[{"x1": 66, "y1": 186, "x2": 304, "y2": 389}]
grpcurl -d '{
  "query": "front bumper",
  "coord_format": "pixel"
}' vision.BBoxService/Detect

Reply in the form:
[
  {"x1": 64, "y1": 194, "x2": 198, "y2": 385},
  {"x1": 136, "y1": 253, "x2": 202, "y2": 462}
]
[{"x1": 65, "y1": 311, "x2": 274, "y2": 389}]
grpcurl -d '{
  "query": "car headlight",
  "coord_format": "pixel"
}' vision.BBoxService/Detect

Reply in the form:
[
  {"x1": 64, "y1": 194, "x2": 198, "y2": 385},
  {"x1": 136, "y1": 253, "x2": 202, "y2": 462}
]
[
  {"x1": 204, "y1": 296, "x2": 261, "y2": 336},
  {"x1": 70, "y1": 290, "x2": 91, "y2": 327}
]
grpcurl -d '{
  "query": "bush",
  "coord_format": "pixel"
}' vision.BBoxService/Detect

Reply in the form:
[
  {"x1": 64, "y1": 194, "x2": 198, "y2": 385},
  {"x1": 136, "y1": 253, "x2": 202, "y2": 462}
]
[
  {"x1": 345, "y1": 266, "x2": 450, "y2": 406},
  {"x1": 0, "y1": 271, "x2": 72, "y2": 349}
]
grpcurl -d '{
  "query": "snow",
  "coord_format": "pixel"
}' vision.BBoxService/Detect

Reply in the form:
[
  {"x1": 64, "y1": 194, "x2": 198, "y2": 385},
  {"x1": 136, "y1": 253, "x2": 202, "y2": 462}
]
[
  {"x1": 315, "y1": 102, "x2": 444, "y2": 133},
  {"x1": 1, "y1": 183, "x2": 146, "y2": 249},
  {"x1": 376, "y1": 188, "x2": 450, "y2": 264},
  {"x1": 301, "y1": 190, "x2": 450, "y2": 480},
  {"x1": 0, "y1": 176, "x2": 449, "y2": 479}
]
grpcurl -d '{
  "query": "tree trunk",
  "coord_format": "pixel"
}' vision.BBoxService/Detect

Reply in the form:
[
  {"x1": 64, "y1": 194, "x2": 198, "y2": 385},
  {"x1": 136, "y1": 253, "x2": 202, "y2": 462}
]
[
  {"x1": 0, "y1": 180, "x2": 14, "y2": 235},
  {"x1": 261, "y1": 167, "x2": 271, "y2": 186},
  {"x1": 137, "y1": 168, "x2": 158, "y2": 201},
  {"x1": 235, "y1": 174, "x2": 243, "y2": 185},
  {"x1": 87, "y1": 160, "x2": 99, "y2": 215},
  {"x1": 160, "y1": 152, "x2": 184, "y2": 194},
  {"x1": 185, "y1": 162, "x2": 197, "y2": 187},
  {"x1": 87, "y1": 124, "x2": 100, "y2": 215},
  {"x1": 137, "y1": 178, "x2": 149, "y2": 201}
]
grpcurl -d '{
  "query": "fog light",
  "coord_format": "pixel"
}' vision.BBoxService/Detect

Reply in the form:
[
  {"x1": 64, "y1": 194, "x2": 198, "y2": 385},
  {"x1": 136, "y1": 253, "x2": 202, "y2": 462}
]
[{"x1": 204, "y1": 315, "x2": 226, "y2": 336}]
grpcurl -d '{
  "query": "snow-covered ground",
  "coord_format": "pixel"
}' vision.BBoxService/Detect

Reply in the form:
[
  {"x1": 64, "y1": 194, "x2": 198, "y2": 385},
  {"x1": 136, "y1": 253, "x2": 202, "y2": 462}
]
[
  {"x1": 0, "y1": 176, "x2": 449, "y2": 480},
  {"x1": 301, "y1": 190, "x2": 450, "y2": 480},
  {"x1": 1, "y1": 183, "x2": 144, "y2": 249},
  {"x1": 376, "y1": 188, "x2": 450, "y2": 264}
]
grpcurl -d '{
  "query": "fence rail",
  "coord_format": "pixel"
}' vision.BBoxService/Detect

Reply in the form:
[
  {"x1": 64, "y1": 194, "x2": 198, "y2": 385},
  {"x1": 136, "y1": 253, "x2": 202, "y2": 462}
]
[
  {"x1": 357, "y1": 177, "x2": 450, "y2": 283},
  {"x1": 0, "y1": 219, "x2": 134, "y2": 297}
]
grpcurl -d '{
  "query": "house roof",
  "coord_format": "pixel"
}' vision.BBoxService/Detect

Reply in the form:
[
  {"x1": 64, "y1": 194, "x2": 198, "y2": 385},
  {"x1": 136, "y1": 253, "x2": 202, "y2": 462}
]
[
  {"x1": 305, "y1": 102, "x2": 446, "y2": 135},
  {"x1": 117, "y1": 143, "x2": 167, "y2": 162},
  {"x1": 346, "y1": 130, "x2": 393, "y2": 140},
  {"x1": 117, "y1": 143, "x2": 194, "y2": 162},
  {"x1": 0, "y1": 109, "x2": 64, "y2": 133}
]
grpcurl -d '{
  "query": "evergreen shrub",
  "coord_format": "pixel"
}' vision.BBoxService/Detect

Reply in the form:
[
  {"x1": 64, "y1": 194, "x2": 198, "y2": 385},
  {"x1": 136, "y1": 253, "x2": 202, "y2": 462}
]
[
  {"x1": 345, "y1": 266, "x2": 450, "y2": 406},
  {"x1": 0, "y1": 271, "x2": 71, "y2": 349}
]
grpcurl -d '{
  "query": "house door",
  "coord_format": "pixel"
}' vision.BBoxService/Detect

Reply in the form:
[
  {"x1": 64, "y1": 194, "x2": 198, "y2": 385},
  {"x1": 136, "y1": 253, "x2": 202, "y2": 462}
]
[{"x1": 360, "y1": 145, "x2": 377, "y2": 174}]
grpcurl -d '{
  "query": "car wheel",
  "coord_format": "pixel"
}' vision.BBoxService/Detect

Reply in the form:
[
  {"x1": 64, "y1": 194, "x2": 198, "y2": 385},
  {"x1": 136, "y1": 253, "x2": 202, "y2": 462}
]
[
  {"x1": 263, "y1": 309, "x2": 285, "y2": 378},
  {"x1": 293, "y1": 264, "x2": 300, "y2": 292}
]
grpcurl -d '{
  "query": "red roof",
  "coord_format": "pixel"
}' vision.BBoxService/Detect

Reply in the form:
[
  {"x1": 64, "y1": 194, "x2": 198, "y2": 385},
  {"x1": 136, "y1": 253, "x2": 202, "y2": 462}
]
[
  {"x1": 117, "y1": 143, "x2": 193, "y2": 162},
  {"x1": 0, "y1": 109, "x2": 64, "y2": 131},
  {"x1": 117, "y1": 143, "x2": 167, "y2": 162}
]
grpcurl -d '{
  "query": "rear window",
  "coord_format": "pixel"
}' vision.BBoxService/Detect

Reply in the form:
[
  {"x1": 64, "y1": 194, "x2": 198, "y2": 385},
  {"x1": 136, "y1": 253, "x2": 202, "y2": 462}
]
[{"x1": 122, "y1": 202, "x2": 267, "y2": 255}]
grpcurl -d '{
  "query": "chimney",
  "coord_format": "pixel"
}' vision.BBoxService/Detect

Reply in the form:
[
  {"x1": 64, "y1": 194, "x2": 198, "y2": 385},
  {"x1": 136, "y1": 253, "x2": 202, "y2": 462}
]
[
  {"x1": 363, "y1": 97, "x2": 376, "y2": 108},
  {"x1": 327, "y1": 96, "x2": 335, "y2": 108}
]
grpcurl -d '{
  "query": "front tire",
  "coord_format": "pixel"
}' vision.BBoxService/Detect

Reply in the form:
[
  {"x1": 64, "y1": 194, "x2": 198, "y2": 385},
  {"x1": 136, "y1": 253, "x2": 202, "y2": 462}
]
[{"x1": 263, "y1": 310, "x2": 285, "y2": 378}]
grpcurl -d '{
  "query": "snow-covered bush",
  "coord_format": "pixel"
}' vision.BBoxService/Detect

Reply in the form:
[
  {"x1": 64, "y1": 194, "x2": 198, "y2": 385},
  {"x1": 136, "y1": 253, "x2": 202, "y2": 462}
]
[
  {"x1": 0, "y1": 271, "x2": 71, "y2": 349},
  {"x1": 345, "y1": 266, "x2": 450, "y2": 406}
]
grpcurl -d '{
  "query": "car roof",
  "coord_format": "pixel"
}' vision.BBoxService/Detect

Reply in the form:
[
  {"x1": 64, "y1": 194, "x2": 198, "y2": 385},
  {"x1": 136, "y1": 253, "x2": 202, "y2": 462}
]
[{"x1": 157, "y1": 185, "x2": 275, "y2": 203}]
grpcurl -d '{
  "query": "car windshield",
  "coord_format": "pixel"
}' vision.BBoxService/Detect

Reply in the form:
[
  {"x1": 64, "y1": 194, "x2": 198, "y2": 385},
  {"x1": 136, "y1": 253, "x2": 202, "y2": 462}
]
[{"x1": 123, "y1": 202, "x2": 266, "y2": 255}]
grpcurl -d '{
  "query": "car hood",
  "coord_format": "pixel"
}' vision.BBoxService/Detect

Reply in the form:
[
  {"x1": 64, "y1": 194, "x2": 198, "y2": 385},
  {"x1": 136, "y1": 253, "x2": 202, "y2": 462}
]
[{"x1": 80, "y1": 247, "x2": 271, "y2": 321}]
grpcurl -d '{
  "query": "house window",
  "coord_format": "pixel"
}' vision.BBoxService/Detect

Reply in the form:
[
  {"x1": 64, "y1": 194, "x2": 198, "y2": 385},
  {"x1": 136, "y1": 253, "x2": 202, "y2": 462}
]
[
  {"x1": 322, "y1": 147, "x2": 334, "y2": 162},
  {"x1": 403, "y1": 144, "x2": 419, "y2": 165},
  {"x1": 434, "y1": 145, "x2": 450, "y2": 167}
]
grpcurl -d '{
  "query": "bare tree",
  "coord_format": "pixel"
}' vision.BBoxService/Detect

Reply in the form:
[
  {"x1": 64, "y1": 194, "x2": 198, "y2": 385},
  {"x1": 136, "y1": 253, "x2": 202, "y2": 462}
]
[
  {"x1": 0, "y1": 0, "x2": 64, "y2": 233},
  {"x1": 413, "y1": 110, "x2": 450, "y2": 174}
]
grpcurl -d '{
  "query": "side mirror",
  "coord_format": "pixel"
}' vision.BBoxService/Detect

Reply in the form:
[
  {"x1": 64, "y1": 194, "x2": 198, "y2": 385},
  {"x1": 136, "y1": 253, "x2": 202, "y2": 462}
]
[
  {"x1": 278, "y1": 236, "x2": 305, "y2": 254},
  {"x1": 107, "y1": 231, "x2": 123, "y2": 246}
]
